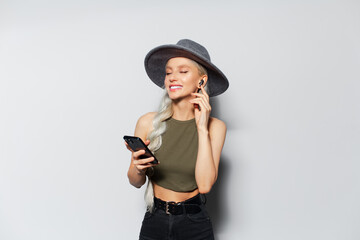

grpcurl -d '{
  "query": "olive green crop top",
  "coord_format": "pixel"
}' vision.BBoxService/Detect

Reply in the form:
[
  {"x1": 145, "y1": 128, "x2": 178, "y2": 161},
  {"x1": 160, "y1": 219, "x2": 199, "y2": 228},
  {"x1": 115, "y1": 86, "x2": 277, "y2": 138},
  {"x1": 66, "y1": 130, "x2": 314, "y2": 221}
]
[{"x1": 151, "y1": 117, "x2": 198, "y2": 192}]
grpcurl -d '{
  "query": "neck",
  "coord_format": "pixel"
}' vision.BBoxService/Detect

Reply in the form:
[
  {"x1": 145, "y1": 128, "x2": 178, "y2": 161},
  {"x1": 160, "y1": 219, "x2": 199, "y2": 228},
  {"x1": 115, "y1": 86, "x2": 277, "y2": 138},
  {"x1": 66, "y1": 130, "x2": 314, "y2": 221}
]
[{"x1": 171, "y1": 98, "x2": 195, "y2": 121}]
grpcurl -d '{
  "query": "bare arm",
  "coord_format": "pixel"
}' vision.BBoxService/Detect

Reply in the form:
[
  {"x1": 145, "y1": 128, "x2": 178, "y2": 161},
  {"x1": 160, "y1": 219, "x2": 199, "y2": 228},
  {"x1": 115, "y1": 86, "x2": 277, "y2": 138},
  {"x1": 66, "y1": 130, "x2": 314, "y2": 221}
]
[
  {"x1": 189, "y1": 85, "x2": 227, "y2": 193},
  {"x1": 195, "y1": 118, "x2": 226, "y2": 193},
  {"x1": 126, "y1": 112, "x2": 156, "y2": 188}
]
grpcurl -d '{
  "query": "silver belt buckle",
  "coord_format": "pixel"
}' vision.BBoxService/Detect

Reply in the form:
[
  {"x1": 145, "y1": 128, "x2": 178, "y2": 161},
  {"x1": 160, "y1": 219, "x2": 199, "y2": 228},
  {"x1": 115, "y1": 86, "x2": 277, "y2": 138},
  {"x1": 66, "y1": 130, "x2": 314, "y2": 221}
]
[{"x1": 165, "y1": 201, "x2": 175, "y2": 215}]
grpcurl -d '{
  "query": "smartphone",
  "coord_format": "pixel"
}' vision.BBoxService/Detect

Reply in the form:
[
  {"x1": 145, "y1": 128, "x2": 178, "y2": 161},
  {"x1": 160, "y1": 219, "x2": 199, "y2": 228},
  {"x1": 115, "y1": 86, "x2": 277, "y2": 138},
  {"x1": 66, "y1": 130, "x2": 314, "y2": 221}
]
[{"x1": 123, "y1": 135, "x2": 159, "y2": 164}]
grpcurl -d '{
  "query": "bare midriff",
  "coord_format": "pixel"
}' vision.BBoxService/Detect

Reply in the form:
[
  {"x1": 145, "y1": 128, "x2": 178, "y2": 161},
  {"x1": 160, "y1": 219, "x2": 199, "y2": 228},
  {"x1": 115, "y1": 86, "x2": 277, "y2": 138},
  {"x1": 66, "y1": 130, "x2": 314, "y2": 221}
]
[{"x1": 153, "y1": 183, "x2": 199, "y2": 202}]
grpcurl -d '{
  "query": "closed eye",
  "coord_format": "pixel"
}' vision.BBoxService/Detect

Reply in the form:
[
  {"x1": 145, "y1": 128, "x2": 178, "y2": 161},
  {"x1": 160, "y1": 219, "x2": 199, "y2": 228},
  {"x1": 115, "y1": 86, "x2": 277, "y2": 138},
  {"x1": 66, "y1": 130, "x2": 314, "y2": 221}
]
[{"x1": 180, "y1": 71, "x2": 188, "y2": 74}]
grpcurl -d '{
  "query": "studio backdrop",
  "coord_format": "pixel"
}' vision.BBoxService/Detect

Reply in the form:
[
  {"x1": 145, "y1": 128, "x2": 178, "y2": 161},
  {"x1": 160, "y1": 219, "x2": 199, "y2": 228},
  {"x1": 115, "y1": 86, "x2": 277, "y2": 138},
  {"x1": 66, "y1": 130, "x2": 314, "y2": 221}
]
[{"x1": 1, "y1": 0, "x2": 359, "y2": 239}]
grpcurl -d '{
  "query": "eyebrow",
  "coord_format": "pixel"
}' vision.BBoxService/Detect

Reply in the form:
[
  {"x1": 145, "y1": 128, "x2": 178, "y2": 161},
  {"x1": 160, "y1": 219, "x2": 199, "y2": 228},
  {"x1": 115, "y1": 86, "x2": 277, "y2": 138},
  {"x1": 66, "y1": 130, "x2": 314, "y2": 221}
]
[{"x1": 166, "y1": 64, "x2": 191, "y2": 70}]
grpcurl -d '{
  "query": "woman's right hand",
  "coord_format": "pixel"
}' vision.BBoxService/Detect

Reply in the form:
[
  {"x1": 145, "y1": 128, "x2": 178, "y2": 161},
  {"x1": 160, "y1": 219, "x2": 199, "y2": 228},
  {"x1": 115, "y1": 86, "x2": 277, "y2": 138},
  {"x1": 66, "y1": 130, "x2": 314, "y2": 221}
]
[{"x1": 125, "y1": 139, "x2": 157, "y2": 175}]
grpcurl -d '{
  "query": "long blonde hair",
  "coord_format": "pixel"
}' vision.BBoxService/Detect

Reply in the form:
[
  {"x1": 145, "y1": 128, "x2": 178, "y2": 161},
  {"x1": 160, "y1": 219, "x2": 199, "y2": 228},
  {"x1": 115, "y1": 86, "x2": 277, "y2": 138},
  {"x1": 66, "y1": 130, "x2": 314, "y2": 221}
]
[{"x1": 144, "y1": 59, "x2": 208, "y2": 212}]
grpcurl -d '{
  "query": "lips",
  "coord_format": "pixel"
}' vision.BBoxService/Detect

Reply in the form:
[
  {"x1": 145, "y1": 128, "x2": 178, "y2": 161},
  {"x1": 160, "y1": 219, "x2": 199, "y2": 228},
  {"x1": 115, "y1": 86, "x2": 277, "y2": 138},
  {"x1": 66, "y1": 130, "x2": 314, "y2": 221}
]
[{"x1": 169, "y1": 85, "x2": 183, "y2": 91}]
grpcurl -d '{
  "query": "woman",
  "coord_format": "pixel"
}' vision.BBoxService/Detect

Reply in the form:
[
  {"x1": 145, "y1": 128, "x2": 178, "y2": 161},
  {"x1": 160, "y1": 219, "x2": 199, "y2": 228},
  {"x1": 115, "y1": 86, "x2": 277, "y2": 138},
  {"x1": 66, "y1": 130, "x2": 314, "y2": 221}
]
[{"x1": 126, "y1": 39, "x2": 229, "y2": 240}]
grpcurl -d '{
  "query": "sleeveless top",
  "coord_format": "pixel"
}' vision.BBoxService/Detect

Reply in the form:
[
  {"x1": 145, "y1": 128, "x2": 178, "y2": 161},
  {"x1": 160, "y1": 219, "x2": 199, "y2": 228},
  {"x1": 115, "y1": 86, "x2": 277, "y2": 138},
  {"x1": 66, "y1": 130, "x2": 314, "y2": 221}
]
[{"x1": 151, "y1": 117, "x2": 198, "y2": 192}]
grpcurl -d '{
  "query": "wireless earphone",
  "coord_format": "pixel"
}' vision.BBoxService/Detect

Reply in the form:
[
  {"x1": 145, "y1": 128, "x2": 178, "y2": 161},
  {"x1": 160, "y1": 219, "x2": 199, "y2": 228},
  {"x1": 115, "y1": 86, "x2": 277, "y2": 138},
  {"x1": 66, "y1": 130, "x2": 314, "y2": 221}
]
[
  {"x1": 195, "y1": 79, "x2": 206, "y2": 111},
  {"x1": 197, "y1": 79, "x2": 205, "y2": 93}
]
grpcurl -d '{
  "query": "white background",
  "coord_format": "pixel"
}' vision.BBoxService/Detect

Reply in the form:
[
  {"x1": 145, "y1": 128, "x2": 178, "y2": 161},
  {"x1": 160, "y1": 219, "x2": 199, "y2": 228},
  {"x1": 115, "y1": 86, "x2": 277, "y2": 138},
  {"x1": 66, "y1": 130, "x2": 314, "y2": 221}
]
[{"x1": 1, "y1": 0, "x2": 359, "y2": 239}]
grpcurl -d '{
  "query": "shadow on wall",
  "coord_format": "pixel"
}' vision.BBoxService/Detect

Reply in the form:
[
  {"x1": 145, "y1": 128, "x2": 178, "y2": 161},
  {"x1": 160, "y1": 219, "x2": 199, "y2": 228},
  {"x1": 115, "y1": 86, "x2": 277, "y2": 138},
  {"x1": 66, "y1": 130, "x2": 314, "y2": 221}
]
[
  {"x1": 206, "y1": 157, "x2": 231, "y2": 236},
  {"x1": 207, "y1": 97, "x2": 233, "y2": 236}
]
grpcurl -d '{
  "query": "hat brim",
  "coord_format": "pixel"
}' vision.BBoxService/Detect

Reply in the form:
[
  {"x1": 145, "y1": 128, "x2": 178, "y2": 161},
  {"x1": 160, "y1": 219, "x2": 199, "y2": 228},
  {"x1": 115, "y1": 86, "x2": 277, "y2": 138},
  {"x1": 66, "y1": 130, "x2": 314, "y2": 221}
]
[{"x1": 144, "y1": 44, "x2": 229, "y2": 97}]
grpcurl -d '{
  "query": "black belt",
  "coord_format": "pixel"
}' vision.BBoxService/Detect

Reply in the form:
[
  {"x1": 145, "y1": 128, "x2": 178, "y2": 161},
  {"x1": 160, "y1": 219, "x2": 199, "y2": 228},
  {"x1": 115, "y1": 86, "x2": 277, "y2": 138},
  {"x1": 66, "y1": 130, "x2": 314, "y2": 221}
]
[{"x1": 154, "y1": 194, "x2": 203, "y2": 215}]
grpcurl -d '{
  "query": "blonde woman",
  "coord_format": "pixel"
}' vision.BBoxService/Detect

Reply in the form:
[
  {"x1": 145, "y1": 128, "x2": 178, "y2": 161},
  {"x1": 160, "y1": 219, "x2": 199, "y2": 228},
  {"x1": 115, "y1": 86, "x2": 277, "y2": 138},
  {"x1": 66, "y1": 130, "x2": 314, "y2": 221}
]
[{"x1": 126, "y1": 39, "x2": 229, "y2": 240}]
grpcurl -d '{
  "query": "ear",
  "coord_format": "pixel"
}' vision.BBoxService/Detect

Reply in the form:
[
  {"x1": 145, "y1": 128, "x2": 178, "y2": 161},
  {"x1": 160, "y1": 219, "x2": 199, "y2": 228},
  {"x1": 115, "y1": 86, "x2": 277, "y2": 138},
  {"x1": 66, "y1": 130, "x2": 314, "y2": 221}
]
[{"x1": 199, "y1": 75, "x2": 208, "y2": 87}]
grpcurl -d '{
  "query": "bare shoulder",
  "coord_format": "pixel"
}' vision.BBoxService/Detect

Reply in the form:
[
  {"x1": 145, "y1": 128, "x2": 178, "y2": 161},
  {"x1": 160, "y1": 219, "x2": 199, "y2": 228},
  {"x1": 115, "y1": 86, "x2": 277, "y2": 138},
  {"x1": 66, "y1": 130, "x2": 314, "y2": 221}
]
[
  {"x1": 135, "y1": 112, "x2": 157, "y2": 139},
  {"x1": 209, "y1": 117, "x2": 227, "y2": 133},
  {"x1": 137, "y1": 112, "x2": 156, "y2": 124}
]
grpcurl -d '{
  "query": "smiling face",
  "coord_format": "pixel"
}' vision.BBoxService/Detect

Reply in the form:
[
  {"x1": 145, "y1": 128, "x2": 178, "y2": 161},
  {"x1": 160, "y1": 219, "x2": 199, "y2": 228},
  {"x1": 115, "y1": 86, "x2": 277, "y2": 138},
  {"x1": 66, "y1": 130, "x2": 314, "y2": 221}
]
[{"x1": 164, "y1": 57, "x2": 206, "y2": 101}]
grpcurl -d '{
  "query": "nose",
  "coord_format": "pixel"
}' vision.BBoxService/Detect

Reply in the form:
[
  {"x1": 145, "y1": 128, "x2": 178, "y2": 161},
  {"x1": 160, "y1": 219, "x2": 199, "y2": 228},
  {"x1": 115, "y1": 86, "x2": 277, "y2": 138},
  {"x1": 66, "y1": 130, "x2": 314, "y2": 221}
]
[{"x1": 168, "y1": 73, "x2": 178, "y2": 82}]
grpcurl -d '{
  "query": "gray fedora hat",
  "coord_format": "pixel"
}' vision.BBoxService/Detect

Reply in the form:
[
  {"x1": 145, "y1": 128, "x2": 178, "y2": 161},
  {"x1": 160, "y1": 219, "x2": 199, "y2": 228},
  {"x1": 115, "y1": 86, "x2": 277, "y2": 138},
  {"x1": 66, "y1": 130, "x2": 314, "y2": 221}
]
[{"x1": 144, "y1": 39, "x2": 229, "y2": 97}]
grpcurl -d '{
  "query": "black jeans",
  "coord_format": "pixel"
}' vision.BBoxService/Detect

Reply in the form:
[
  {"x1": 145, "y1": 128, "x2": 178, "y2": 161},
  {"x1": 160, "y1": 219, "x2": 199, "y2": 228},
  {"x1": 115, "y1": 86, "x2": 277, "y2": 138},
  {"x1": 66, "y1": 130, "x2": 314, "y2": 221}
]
[{"x1": 139, "y1": 197, "x2": 214, "y2": 240}]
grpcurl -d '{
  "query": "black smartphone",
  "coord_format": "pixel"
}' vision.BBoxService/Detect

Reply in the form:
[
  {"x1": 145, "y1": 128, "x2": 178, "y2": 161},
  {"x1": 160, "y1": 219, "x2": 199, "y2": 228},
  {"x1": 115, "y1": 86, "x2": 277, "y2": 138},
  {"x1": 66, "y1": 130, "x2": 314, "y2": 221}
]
[{"x1": 123, "y1": 135, "x2": 159, "y2": 164}]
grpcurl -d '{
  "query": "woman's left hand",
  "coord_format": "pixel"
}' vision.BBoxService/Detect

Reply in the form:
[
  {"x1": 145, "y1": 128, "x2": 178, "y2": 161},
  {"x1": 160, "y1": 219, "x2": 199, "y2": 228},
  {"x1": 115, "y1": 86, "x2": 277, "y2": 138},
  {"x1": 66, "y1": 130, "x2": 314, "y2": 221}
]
[{"x1": 189, "y1": 85, "x2": 211, "y2": 131}]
